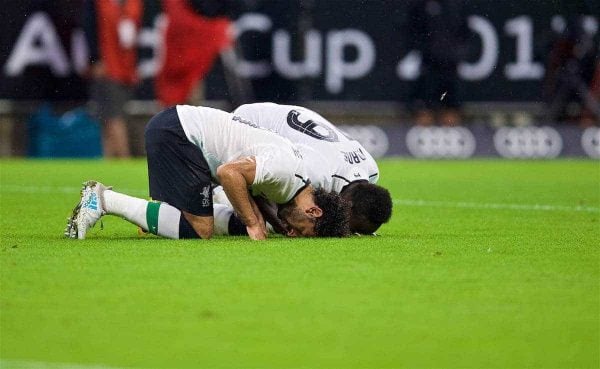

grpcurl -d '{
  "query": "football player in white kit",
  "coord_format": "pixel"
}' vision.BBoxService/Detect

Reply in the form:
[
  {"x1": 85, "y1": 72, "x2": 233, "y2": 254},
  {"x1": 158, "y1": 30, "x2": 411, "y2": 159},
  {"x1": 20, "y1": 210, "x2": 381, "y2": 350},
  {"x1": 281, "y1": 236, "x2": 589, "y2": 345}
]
[
  {"x1": 65, "y1": 105, "x2": 351, "y2": 240},
  {"x1": 220, "y1": 102, "x2": 392, "y2": 235}
]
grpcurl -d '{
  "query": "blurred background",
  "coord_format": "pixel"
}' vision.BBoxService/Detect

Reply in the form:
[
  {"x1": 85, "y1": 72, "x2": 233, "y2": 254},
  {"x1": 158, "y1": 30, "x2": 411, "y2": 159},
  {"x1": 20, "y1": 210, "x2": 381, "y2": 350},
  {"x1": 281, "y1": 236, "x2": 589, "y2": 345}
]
[{"x1": 0, "y1": 0, "x2": 598, "y2": 159}]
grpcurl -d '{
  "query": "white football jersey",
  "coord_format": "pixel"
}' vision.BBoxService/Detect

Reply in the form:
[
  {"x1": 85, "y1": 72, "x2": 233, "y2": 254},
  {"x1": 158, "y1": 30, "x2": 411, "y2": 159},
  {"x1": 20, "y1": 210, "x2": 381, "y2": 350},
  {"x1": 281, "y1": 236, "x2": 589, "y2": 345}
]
[
  {"x1": 176, "y1": 105, "x2": 308, "y2": 204},
  {"x1": 233, "y1": 103, "x2": 380, "y2": 193}
]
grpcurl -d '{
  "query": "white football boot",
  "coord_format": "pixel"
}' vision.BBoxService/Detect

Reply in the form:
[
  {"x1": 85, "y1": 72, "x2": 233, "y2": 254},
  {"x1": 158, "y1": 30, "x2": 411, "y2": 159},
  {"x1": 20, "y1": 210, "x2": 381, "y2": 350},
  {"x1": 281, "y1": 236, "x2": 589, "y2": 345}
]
[{"x1": 65, "y1": 180, "x2": 110, "y2": 239}]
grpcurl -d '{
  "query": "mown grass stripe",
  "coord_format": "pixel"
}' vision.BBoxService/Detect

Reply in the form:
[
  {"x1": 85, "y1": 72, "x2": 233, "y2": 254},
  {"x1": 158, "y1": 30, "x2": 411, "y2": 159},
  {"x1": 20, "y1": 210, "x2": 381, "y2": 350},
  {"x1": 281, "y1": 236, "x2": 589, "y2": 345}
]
[
  {"x1": 1, "y1": 185, "x2": 598, "y2": 213},
  {"x1": 394, "y1": 199, "x2": 600, "y2": 213}
]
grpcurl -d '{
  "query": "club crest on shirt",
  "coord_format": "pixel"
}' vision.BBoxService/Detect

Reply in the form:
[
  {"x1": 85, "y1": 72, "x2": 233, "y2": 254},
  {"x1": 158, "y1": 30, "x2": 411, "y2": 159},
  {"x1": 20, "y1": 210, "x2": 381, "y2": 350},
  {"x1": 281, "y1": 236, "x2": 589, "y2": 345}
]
[{"x1": 201, "y1": 185, "x2": 211, "y2": 207}]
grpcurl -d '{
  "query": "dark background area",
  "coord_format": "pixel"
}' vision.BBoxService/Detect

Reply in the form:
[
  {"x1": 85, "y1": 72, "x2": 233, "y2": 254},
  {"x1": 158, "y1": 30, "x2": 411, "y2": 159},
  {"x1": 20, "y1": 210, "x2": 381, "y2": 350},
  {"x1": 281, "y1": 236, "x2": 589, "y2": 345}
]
[{"x1": 1, "y1": 0, "x2": 598, "y2": 103}]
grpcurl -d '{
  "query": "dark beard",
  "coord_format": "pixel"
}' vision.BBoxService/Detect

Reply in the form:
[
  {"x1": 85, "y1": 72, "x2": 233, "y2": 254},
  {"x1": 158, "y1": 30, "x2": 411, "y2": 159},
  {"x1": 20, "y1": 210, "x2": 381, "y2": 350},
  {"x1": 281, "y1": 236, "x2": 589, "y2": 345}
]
[
  {"x1": 277, "y1": 202, "x2": 293, "y2": 220},
  {"x1": 277, "y1": 203, "x2": 295, "y2": 232}
]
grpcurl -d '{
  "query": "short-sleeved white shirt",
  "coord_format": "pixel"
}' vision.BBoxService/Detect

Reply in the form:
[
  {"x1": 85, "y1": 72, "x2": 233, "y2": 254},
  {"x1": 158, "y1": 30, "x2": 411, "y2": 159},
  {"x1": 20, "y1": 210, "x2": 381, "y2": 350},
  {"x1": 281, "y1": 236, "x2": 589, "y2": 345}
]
[
  {"x1": 176, "y1": 105, "x2": 308, "y2": 204},
  {"x1": 233, "y1": 103, "x2": 380, "y2": 193}
]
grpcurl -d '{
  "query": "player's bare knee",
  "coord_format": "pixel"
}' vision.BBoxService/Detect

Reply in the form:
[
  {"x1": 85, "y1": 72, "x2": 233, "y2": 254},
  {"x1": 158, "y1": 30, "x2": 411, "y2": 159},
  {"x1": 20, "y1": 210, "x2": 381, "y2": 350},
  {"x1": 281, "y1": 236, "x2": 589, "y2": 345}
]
[
  {"x1": 183, "y1": 212, "x2": 214, "y2": 239},
  {"x1": 197, "y1": 227, "x2": 213, "y2": 239}
]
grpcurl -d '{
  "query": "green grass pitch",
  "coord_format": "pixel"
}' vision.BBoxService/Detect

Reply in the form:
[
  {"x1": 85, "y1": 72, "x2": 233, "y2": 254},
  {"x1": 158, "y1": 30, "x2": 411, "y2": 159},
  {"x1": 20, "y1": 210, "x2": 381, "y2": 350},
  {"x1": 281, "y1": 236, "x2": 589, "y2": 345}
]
[{"x1": 1, "y1": 158, "x2": 598, "y2": 369}]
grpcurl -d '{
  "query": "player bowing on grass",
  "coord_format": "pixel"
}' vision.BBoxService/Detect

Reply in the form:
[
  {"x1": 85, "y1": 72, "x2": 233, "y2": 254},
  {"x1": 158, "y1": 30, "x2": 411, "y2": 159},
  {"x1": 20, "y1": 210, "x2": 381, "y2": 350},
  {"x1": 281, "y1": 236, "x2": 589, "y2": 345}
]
[
  {"x1": 65, "y1": 105, "x2": 351, "y2": 240},
  {"x1": 216, "y1": 103, "x2": 392, "y2": 235}
]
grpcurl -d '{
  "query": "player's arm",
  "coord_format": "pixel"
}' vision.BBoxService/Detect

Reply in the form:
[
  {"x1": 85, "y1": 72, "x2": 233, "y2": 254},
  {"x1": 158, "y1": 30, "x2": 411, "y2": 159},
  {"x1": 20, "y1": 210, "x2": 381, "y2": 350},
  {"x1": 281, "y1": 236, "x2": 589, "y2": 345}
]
[
  {"x1": 252, "y1": 196, "x2": 288, "y2": 235},
  {"x1": 216, "y1": 157, "x2": 267, "y2": 240}
]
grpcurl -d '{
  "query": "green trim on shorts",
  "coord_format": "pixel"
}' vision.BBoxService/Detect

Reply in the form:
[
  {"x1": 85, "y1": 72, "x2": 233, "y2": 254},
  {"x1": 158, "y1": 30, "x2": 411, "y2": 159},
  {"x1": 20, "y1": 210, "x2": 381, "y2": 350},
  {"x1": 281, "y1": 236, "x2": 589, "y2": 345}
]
[{"x1": 146, "y1": 201, "x2": 161, "y2": 235}]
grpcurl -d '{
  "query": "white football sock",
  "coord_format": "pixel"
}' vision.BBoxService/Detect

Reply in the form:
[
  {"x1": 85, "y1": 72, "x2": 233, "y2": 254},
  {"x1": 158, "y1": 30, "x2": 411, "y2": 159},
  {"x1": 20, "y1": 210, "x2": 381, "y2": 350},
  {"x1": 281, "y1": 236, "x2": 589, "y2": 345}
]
[
  {"x1": 103, "y1": 190, "x2": 180, "y2": 239},
  {"x1": 213, "y1": 186, "x2": 233, "y2": 207},
  {"x1": 213, "y1": 203, "x2": 234, "y2": 235},
  {"x1": 104, "y1": 190, "x2": 147, "y2": 226},
  {"x1": 156, "y1": 203, "x2": 180, "y2": 239},
  {"x1": 213, "y1": 203, "x2": 275, "y2": 235}
]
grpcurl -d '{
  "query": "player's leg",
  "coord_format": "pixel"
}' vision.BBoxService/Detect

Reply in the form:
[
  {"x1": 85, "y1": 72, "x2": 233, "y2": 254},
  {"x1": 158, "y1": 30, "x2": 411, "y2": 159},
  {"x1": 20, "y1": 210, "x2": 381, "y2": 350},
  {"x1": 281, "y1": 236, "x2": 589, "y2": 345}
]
[
  {"x1": 103, "y1": 188, "x2": 181, "y2": 238},
  {"x1": 64, "y1": 181, "x2": 183, "y2": 239},
  {"x1": 68, "y1": 181, "x2": 213, "y2": 240},
  {"x1": 66, "y1": 107, "x2": 214, "y2": 240},
  {"x1": 101, "y1": 186, "x2": 212, "y2": 239},
  {"x1": 212, "y1": 186, "x2": 247, "y2": 235},
  {"x1": 212, "y1": 203, "x2": 248, "y2": 236},
  {"x1": 181, "y1": 211, "x2": 214, "y2": 239},
  {"x1": 145, "y1": 106, "x2": 214, "y2": 239}
]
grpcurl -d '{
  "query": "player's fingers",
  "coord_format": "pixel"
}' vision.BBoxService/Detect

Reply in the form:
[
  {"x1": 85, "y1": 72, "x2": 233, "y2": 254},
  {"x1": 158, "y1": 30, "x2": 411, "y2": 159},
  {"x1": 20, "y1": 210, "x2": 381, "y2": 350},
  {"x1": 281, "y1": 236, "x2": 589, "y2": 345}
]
[{"x1": 247, "y1": 225, "x2": 266, "y2": 240}]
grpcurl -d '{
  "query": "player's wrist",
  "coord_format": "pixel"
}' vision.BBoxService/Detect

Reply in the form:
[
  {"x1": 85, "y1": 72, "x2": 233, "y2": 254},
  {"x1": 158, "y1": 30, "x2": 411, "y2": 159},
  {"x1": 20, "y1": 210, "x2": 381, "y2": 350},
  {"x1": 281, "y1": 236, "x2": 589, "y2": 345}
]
[
  {"x1": 237, "y1": 210, "x2": 257, "y2": 226},
  {"x1": 244, "y1": 218, "x2": 260, "y2": 228}
]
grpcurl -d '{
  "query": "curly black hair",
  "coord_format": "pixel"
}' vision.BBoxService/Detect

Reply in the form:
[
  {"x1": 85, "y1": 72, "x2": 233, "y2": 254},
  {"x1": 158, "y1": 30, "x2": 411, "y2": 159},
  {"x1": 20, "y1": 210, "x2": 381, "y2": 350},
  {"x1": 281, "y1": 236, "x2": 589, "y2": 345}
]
[
  {"x1": 344, "y1": 182, "x2": 392, "y2": 234},
  {"x1": 312, "y1": 188, "x2": 352, "y2": 237}
]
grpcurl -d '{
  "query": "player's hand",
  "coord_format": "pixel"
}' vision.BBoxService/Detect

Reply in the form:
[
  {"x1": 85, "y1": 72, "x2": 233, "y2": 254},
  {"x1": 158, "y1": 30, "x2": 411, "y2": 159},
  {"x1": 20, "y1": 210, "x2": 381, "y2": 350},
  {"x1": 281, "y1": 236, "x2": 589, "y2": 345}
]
[
  {"x1": 246, "y1": 223, "x2": 267, "y2": 240},
  {"x1": 247, "y1": 196, "x2": 268, "y2": 240}
]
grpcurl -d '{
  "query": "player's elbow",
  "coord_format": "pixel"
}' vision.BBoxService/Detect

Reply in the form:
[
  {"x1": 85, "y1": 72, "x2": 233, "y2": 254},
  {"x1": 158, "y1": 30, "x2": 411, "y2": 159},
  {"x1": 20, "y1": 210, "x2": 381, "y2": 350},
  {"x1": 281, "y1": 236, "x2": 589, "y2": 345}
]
[
  {"x1": 217, "y1": 158, "x2": 256, "y2": 186},
  {"x1": 216, "y1": 164, "x2": 236, "y2": 184}
]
